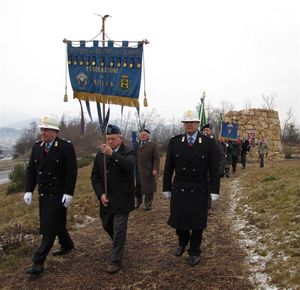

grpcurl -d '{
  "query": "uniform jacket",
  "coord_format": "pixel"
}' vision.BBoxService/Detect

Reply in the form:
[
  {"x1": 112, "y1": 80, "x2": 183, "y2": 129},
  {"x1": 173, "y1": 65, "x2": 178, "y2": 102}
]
[
  {"x1": 91, "y1": 143, "x2": 135, "y2": 214},
  {"x1": 163, "y1": 131, "x2": 220, "y2": 230},
  {"x1": 136, "y1": 141, "x2": 160, "y2": 194},
  {"x1": 25, "y1": 137, "x2": 77, "y2": 235}
]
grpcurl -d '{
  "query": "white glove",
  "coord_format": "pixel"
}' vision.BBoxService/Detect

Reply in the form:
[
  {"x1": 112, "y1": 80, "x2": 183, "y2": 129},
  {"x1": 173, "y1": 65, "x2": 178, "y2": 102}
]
[
  {"x1": 24, "y1": 192, "x2": 32, "y2": 205},
  {"x1": 163, "y1": 191, "x2": 171, "y2": 198},
  {"x1": 211, "y1": 193, "x2": 219, "y2": 201},
  {"x1": 62, "y1": 194, "x2": 73, "y2": 208}
]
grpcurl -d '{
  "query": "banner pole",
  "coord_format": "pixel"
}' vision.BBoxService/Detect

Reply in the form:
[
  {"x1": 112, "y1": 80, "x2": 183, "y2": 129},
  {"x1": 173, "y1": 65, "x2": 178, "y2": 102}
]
[{"x1": 100, "y1": 15, "x2": 111, "y2": 200}]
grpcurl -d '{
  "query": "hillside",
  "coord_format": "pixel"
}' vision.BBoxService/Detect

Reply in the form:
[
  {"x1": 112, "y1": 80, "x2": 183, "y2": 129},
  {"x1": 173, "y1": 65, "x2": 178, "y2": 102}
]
[{"x1": 0, "y1": 159, "x2": 299, "y2": 289}]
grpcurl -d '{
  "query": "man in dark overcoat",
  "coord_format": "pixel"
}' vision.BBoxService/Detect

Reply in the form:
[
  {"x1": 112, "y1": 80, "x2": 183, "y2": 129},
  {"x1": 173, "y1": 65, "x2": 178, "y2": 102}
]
[
  {"x1": 135, "y1": 129, "x2": 160, "y2": 210},
  {"x1": 91, "y1": 124, "x2": 135, "y2": 274},
  {"x1": 163, "y1": 110, "x2": 220, "y2": 266},
  {"x1": 241, "y1": 136, "x2": 250, "y2": 169},
  {"x1": 23, "y1": 114, "x2": 77, "y2": 276}
]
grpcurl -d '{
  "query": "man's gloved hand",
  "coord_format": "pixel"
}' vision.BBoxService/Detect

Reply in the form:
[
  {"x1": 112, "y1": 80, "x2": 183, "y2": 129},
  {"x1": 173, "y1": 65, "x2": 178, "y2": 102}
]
[
  {"x1": 24, "y1": 192, "x2": 32, "y2": 205},
  {"x1": 162, "y1": 191, "x2": 171, "y2": 198},
  {"x1": 62, "y1": 194, "x2": 73, "y2": 208},
  {"x1": 211, "y1": 193, "x2": 219, "y2": 201}
]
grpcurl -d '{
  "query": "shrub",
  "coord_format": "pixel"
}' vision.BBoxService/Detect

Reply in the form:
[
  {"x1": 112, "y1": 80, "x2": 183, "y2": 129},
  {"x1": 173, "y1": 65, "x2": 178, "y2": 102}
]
[
  {"x1": 77, "y1": 155, "x2": 94, "y2": 168},
  {"x1": 7, "y1": 163, "x2": 27, "y2": 194}
]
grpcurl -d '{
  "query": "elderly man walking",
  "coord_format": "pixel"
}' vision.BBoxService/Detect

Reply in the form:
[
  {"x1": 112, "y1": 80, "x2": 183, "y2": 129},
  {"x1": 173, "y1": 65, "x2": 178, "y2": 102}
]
[
  {"x1": 163, "y1": 110, "x2": 220, "y2": 266},
  {"x1": 135, "y1": 129, "x2": 160, "y2": 210},
  {"x1": 24, "y1": 114, "x2": 77, "y2": 277}
]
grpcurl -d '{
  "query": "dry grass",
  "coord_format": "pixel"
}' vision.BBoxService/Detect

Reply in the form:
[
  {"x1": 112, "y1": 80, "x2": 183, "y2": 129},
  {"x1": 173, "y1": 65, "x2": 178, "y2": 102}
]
[{"x1": 234, "y1": 159, "x2": 300, "y2": 289}]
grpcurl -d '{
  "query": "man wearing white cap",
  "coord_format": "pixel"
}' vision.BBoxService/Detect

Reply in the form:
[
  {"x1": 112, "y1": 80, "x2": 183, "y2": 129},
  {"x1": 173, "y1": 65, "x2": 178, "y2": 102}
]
[
  {"x1": 163, "y1": 110, "x2": 220, "y2": 266},
  {"x1": 23, "y1": 114, "x2": 77, "y2": 277}
]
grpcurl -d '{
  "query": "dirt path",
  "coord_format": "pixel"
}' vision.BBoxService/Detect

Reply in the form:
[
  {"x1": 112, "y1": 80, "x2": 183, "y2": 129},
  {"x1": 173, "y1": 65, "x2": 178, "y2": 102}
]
[{"x1": 1, "y1": 171, "x2": 254, "y2": 289}]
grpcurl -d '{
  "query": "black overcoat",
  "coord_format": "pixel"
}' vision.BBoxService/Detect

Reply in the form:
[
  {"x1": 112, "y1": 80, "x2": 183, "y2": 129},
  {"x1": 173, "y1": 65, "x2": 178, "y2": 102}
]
[
  {"x1": 25, "y1": 137, "x2": 77, "y2": 235},
  {"x1": 91, "y1": 143, "x2": 135, "y2": 215},
  {"x1": 163, "y1": 132, "x2": 220, "y2": 230}
]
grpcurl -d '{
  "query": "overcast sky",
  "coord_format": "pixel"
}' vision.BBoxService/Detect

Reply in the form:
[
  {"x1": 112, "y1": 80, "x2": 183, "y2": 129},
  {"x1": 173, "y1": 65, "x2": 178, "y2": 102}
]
[{"x1": 1, "y1": 0, "x2": 299, "y2": 128}]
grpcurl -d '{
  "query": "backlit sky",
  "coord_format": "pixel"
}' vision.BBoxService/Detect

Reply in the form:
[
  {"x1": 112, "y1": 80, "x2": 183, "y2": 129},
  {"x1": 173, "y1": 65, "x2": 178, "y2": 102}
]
[{"x1": 1, "y1": 0, "x2": 299, "y2": 127}]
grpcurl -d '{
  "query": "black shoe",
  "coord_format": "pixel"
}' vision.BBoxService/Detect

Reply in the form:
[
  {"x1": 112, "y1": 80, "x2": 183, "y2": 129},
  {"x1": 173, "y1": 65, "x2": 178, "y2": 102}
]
[
  {"x1": 26, "y1": 264, "x2": 44, "y2": 275},
  {"x1": 189, "y1": 256, "x2": 200, "y2": 266},
  {"x1": 53, "y1": 247, "x2": 73, "y2": 256},
  {"x1": 175, "y1": 245, "x2": 185, "y2": 256}
]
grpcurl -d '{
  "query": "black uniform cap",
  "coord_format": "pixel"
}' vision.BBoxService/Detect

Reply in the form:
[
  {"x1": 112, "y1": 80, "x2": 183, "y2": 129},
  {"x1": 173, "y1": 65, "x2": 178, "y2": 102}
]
[
  {"x1": 201, "y1": 123, "x2": 213, "y2": 131},
  {"x1": 140, "y1": 129, "x2": 150, "y2": 134}
]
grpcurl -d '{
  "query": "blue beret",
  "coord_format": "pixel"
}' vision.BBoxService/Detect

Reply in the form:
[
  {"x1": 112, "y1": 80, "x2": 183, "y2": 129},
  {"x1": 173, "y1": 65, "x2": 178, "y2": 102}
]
[{"x1": 106, "y1": 124, "x2": 121, "y2": 135}]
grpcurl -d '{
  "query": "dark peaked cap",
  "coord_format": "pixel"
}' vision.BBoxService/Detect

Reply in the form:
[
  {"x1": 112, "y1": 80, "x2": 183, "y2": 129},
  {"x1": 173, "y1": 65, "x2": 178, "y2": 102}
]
[
  {"x1": 106, "y1": 124, "x2": 121, "y2": 135},
  {"x1": 201, "y1": 123, "x2": 213, "y2": 131},
  {"x1": 140, "y1": 129, "x2": 150, "y2": 134}
]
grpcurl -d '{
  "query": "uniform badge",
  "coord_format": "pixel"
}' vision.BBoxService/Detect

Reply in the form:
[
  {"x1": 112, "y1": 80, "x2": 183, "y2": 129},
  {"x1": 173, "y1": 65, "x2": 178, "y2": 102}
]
[
  {"x1": 54, "y1": 141, "x2": 58, "y2": 147},
  {"x1": 199, "y1": 137, "x2": 202, "y2": 143},
  {"x1": 181, "y1": 136, "x2": 185, "y2": 142}
]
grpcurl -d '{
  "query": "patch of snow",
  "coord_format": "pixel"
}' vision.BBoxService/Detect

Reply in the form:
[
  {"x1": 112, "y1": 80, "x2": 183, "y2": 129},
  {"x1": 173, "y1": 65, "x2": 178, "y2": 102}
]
[{"x1": 228, "y1": 177, "x2": 280, "y2": 290}]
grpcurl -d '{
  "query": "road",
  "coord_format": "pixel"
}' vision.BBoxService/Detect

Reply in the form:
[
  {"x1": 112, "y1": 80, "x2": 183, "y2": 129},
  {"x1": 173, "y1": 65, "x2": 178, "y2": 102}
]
[{"x1": 0, "y1": 170, "x2": 11, "y2": 184}]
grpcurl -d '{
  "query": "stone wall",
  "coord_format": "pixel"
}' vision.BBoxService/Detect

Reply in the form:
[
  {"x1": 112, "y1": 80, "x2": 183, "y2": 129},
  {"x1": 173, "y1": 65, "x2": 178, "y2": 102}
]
[{"x1": 224, "y1": 109, "x2": 283, "y2": 160}]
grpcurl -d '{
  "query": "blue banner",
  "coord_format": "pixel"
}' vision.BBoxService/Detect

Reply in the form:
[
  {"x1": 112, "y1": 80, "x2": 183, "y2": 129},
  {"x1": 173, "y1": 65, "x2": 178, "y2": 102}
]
[
  {"x1": 67, "y1": 40, "x2": 143, "y2": 108},
  {"x1": 220, "y1": 122, "x2": 238, "y2": 140}
]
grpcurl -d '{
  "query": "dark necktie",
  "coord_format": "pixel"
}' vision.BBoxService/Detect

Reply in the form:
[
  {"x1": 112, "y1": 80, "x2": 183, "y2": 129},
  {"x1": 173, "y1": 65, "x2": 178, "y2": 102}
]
[
  {"x1": 188, "y1": 136, "x2": 194, "y2": 146},
  {"x1": 44, "y1": 142, "x2": 51, "y2": 153}
]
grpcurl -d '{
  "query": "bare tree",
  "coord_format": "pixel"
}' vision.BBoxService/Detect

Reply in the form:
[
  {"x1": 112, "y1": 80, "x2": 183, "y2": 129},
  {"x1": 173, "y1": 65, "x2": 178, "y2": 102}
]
[
  {"x1": 262, "y1": 93, "x2": 276, "y2": 110},
  {"x1": 244, "y1": 98, "x2": 252, "y2": 110}
]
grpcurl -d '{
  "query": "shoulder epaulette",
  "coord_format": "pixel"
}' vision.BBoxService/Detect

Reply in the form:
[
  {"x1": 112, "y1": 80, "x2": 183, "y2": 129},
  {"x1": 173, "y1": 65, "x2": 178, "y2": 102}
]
[
  {"x1": 172, "y1": 134, "x2": 184, "y2": 140},
  {"x1": 61, "y1": 138, "x2": 72, "y2": 143}
]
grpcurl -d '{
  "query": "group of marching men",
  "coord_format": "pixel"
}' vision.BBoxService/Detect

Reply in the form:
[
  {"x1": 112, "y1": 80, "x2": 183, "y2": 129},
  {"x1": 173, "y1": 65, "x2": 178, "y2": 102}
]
[{"x1": 22, "y1": 109, "x2": 267, "y2": 277}]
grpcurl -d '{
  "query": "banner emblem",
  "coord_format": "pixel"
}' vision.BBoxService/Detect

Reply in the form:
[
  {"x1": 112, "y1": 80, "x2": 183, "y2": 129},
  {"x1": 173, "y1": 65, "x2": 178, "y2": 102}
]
[{"x1": 76, "y1": 73, "x2": 88, "y2": 88}]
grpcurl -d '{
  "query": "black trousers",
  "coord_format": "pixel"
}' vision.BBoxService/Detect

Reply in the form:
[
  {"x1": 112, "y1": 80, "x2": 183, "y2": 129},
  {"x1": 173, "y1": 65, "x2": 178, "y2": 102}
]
[
  {"x1": 32, "y1": 229, "x2": 74, "y2": 265},
  {"x1": 259, "y1": 154, "x2": 265, "y2": 167},
  {"x1": 101, "y1": 212, "x2": 129, "y2": 263},
  {"x1": 241, "y1": 152, "x2": 247, "y2": 168},
  {"x1": 176, "y1": 229, "x2": 203, "y2": 256},
  {"x1": 232, "y1": 155, "x2": 238, "y2": 172}
]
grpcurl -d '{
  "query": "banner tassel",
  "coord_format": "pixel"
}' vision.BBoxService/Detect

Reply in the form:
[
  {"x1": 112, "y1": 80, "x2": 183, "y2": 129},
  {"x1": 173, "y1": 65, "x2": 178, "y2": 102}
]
[{"x1": 64, "y1": 40, "x2": 68, "y2": 102}]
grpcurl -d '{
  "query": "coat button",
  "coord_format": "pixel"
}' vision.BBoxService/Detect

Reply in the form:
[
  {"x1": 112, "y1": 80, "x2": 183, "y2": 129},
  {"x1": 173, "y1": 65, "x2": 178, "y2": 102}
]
[
  {"x1": 48, "y1": 172, "x2": 51, "y2": 175},
  {"x1": 39, "y1": 171, "x2": 42, "y2": 175},
  {"x1": 192, "y1": 169, "x2": 195, "y2": 171},
  {"x1": 181, "y1": 189, "x2": 184, "y2": 192},
  {"x1": 182, "y1": 167, "x2": 185, "y2": 170}
]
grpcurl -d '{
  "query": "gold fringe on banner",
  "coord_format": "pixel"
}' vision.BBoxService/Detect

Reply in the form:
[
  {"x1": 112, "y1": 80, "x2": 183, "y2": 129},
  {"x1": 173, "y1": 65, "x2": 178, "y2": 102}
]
[{"x1": 74, "y1": 92, "x2": 140, "y2": 108}]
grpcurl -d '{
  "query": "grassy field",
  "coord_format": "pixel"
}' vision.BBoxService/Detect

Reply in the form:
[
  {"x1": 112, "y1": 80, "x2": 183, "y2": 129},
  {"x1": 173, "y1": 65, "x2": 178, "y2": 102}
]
[
  {"x1": 235, "y1": 159, "x2": 300, "y2": 289},
  {"x1": 0, "y1": 158, "x2": 299, "y2": 289}
]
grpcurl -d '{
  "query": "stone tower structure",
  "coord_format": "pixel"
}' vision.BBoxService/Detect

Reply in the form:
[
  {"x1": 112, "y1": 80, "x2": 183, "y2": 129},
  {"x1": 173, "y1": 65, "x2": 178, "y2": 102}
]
[{"x1": 224, "y1": 109, "x2": 283, "y2": 160}]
